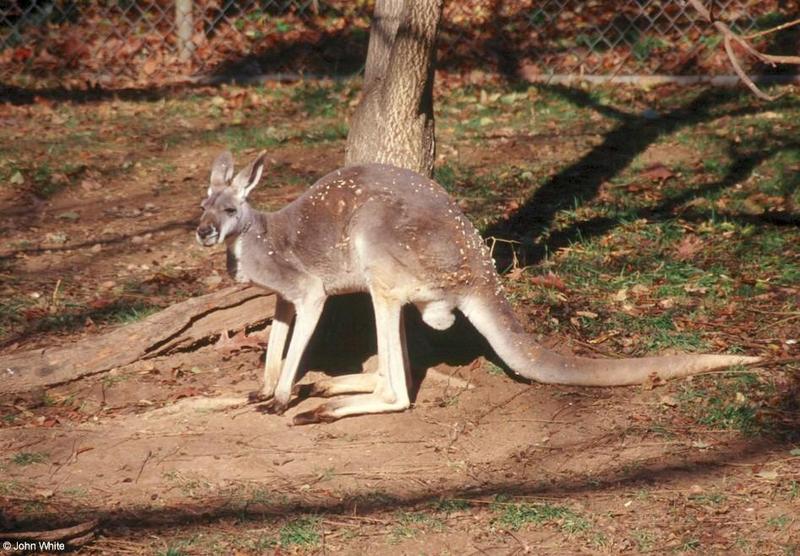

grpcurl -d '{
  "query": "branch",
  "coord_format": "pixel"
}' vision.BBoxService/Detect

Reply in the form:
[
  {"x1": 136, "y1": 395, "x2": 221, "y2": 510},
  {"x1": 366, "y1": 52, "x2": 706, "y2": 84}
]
[
  {"x1": 685, "y1": 0, "x2": 800, "y2": 100},
  {"x1": 745, "y1": 16, "x2": 800, "y2": 41}
]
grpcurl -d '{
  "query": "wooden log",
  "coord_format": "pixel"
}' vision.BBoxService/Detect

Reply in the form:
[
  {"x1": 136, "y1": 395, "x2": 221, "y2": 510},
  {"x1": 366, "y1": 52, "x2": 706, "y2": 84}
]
[
  {"x1": 2, "y1": 519, "x2": 99, "y2": 546},
  {"x1": 0, "y1": 286, "x2": 276, "y2": 394}
]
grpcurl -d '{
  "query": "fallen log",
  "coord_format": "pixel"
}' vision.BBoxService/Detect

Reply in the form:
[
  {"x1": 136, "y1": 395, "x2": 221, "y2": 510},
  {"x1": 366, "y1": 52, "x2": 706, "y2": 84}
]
[
  {"x1": 2, "y1": 518, "x2": 99, "y2": 548},
  {"x1": 0, "y1": 286, "x2": 276, "y2": 394}
]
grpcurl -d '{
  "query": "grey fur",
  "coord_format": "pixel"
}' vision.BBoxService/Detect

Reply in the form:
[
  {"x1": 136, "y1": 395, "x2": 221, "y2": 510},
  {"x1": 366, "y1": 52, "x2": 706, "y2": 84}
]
[{"x1": 197, "y1": 152, "x2": 760, "y2": 424}]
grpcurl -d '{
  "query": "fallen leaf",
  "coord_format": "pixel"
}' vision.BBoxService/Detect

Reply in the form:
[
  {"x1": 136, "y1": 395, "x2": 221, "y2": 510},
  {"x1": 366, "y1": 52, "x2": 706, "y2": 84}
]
[
  {"x1": 643, "y1": 372, "x2": 664, "y2": 390},
  {"x1": 80, "y1": 178, "x2": 101, "y2": 191},
  {"x1": 658, "y1": 298, "x2": 676, "y2": 309},
  {"x1": 57, "y1": 211, "x2": 80, "y2": 221},
  {"x1": 640, "y1": 163, "x2": 674, "y2": 181},
  {"x1": 660, "y1": 395, "x2": 678, "y2": 407},
  {"x1": 506, "y1": 267, "x2": 525, "y2": 281},
  {"x1": 45, "y1": 232, "x2": 68, "y2": 244},
  {"x1": 214, "y1": 329, "x2": 266, "y2": 358},
  {"x1": 631, "y1": 284, "x2": 649, "y2": 296},
  {"x1": 529, "y1": 272, "x2": 567, "y2": 291},
  {"x1": 169, "y1": 387, "x2": 203, "y2": 402},
  {"x1": 10, "y1": 171, "x2": 24, "y2": 185},
  {"x1": 575, "y1": 310, "x2": 598, "y2": 319},
  {"x1": 755, "y1": 470, "x2": 778, "y2": 480},
  {"x1": 142, "y1": 58, "x2": 158, "y2": 75},
  {"x1": 675, "y1": 234, "x2": 704, "y2": 261}
]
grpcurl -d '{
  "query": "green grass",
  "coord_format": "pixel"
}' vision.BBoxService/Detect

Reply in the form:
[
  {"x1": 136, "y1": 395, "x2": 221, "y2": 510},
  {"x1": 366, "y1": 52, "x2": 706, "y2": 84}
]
[
  {"x1": 0, "y1": 480, "x2": 21, "y2": 495},
  {"x1": 391, "y1": 511, "x2": 445, "y2": 542},
  {"x1": 674, "y1": 372, "x2": 771, "y2": 434},
  {"x1": 768, "y1": 514, "x2": 790, "y2": 529},
  {"x1": 688, "y1": 491, "x2": 726, "y2": 506},
  {"x1": 61, "y1": 486, "x2": 88, "y2": 498},
  {"x1": 787, "y1": 481, "x2": 799, "y2": 500},
  {"x1": 0, "y1": 297, "x2": 162, "y2": 344},
  {"x1": 12, "y1": 452, "x2": 48, "y2": 466},
  {"x1": 158, "y1": 548, "x2": 186, "y2": 556},
  {"x1": 433, "y1": 498, "x2": 472, "y2": 513},
  {"x1": 291, "y1": 81, "x2": 354, "y2": 117},
  {"x1": 679, "y1": 538, "x2": 701, "y2": 551},
  {"x1": 279, "y1": 517, "x2": 320, "y2": 547},
  {"x1": 493, "y1": 499, "x2": 590, "y2": 534},
  {"x1": 111, "y1": 304, "x2": 160, "y2": 324},
  {"x1": 631, "y1": 528, "x2": 658, "y2": 551}
]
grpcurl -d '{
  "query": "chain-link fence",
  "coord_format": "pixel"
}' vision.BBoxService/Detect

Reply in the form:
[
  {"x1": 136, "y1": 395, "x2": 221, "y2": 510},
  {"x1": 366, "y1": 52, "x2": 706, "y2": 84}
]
[{"x1": 0, "y1": 1, "x2": 796, "y2": 89}]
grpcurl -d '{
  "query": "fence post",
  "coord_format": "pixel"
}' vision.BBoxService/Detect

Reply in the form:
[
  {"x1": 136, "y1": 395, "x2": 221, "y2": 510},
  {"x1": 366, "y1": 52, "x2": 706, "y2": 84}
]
[{"x1": 175, "y1": 0, "x2": 194, "y2": 62}]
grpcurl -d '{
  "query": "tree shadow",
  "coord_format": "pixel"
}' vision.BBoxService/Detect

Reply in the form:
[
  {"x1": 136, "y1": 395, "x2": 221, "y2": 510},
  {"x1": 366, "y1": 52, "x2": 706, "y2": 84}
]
[
  {"x1": 2, "y1": 416, "x2": 798, "y2": 536},
  {"x1": 483, "y1": 84, "x2": 800, "y2": 267}
]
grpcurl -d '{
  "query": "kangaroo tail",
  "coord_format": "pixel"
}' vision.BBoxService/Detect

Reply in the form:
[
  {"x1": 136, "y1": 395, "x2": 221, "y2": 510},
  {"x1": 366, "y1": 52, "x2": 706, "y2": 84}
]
[{"x1": 459, "y1": 295, "x2": 759, "y2": 386}]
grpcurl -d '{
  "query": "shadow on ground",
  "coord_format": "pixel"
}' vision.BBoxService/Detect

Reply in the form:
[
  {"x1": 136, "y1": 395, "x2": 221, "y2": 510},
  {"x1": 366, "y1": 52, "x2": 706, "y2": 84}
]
[{"x1": 484, "y1": 85, "x2": 800, "y2": 267}]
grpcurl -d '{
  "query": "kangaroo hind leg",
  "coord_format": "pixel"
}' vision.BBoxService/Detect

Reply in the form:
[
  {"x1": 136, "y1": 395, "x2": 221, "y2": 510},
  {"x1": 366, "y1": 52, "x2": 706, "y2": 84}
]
[
  {"x1": 294, "y1": 373, "x2": 378, "y2": 399},
  {"x1": 293, "y1": 294, "x2": 410, "y2": 425}
]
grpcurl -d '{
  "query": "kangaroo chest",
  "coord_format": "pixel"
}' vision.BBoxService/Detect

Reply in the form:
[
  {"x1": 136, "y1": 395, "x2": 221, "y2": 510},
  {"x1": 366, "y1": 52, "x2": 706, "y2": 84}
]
[{"x1": 226, "y1": 236, "x2": 250, "y2": 284}]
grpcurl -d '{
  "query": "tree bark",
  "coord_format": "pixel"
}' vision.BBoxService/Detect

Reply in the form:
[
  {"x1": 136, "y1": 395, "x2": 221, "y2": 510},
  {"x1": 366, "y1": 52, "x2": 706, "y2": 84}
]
[{"x1": 345, "y1": 0, "x2": 444, "y2": 177}]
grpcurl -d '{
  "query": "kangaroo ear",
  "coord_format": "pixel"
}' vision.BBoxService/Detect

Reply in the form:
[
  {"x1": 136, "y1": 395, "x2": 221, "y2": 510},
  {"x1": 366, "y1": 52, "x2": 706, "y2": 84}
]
[
  {"x1": 209, "y1": 151, "x2": 235, "y2": 191},
  {"x1": 231, "y1": 151, "x2": 267, "y2": 200}
]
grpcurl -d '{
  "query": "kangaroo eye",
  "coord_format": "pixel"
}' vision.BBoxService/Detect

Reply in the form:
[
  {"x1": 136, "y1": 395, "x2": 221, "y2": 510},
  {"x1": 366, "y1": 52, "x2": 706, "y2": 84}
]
[{"x1": 224, "y1": 208, "x2": 237, "y2": 215}]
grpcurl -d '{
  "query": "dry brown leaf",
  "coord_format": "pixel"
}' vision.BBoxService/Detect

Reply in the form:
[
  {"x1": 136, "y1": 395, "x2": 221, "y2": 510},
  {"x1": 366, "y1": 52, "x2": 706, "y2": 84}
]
[
  {"x1": 529, "y1": 272, "x2": 567, "y2": 291},
  {"x1": 640, "y1": 163, "x2": 675, "y2": 181},
  {"x1": 675, "y1": 234, "x2": 704, "y2": 261}
]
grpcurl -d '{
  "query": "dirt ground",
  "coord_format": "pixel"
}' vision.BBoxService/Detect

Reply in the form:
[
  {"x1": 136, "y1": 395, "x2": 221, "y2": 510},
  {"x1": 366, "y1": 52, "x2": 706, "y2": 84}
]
[{"x1": 0, "y1": 80, "x2": 799, "y2": 555}]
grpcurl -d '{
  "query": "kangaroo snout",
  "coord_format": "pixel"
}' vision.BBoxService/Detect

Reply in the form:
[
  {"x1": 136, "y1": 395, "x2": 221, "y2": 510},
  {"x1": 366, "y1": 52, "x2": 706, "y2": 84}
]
[{"x1": 196, "y1": 223, "x2": 219, "y2": 246}]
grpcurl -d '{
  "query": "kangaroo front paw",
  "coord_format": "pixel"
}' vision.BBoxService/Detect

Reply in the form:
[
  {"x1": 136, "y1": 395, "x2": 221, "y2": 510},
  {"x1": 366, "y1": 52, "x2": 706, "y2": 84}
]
[{"x1": 292, "y1": 405, "x2": 338, "y2": 426}]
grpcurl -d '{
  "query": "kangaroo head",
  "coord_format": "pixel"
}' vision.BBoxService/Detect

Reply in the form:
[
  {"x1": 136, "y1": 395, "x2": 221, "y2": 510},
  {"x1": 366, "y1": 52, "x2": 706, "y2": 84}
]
[{"x1": 196, "y1": 151, "x2": 266, "y2": 246}]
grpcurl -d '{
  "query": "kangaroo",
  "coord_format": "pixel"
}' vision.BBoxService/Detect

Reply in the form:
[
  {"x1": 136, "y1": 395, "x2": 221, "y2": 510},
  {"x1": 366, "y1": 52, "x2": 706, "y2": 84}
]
[{"x1": 196, "y1": 151, "x2": 760, "y2": 425}]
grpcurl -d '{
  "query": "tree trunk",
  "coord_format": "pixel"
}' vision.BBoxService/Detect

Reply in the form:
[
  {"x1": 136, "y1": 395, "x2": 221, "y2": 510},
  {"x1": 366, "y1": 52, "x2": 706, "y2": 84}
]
[{"x1": 345, "y1": 0, "x2": 443, "y2": 177}]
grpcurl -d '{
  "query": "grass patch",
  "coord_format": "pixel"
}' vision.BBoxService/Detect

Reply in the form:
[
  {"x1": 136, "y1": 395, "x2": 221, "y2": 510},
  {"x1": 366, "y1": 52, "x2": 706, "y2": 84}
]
[
  {"x1": 434, "y1": 498, "x2": 472, "y2": 513},
  {"x1": 768, "y1": 514, "x2": 790, "y2": 529},
  {"x1": 688, "y1": 491, "x2": 726, "y2": 506},
  {"x1": 279, "y1": 517, "x2": 320, "y2": 547},
  {"x1": 679, "y1": 537, "x2": 701, "y2": 551},
  {"x1": 631, "y1": 529, "x2": 658, "y2": 551},
  {"x1": 61, "y1": 486, "x2": 88, "y2": 498},
  {"x1": 391, "y1": 511, "x2": 445, "y2": 542},
  {"x1": 158, "y1": 548, "x2": 186, "y2": 556},
  {"x1": 0, "y1": 480, "x2": 21, "y2": 495},
  {"x1": 12, "y1": 452, "x2": 47, "y2": 466},
  {"x1": 493, "y1": 499, "x2": 590, "y2": 534},
  {"x1": 291, "y1": 81, "x2": 356, "y2": 117},
  {"x1": 110, "y1": 304, "x2": 160, "y2": 324},
  {"x1": 675, "y1": 372, "x2": 772, "y2": 434}
]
